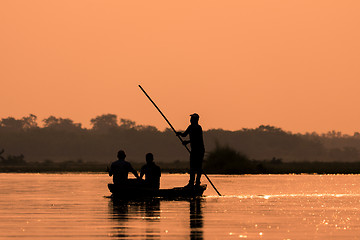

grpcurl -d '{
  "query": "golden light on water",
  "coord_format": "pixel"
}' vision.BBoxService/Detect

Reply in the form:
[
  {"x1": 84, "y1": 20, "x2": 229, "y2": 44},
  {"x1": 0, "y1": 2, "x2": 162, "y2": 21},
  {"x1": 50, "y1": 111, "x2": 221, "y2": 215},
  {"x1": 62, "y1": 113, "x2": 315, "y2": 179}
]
[{"x1": 2, "y1": 174, "x2": 360, "y2": 239}]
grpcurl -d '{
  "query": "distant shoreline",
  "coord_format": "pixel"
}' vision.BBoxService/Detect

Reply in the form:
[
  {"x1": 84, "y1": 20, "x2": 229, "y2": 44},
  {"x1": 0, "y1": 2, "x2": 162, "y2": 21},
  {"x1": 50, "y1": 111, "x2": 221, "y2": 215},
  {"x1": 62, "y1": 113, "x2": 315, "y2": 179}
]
[
  {"x1": 0, "y1": 161, "x2": 188, "y2": 174},
  {"x1": 2, "y1": 161, "x2": 360, "y2": 174}
]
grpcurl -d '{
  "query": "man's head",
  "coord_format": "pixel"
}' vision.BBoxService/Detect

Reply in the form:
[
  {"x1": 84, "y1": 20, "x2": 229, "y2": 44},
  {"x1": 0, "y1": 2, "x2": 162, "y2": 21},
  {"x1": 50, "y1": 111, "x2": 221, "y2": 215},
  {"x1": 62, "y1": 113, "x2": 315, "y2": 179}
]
[
  {"x1": 146, "y1": 153, "x2": 154, "y2": 164},
  {"x1": 117, "y1": 150, "x2": 126, "y2": 160},
  {"x1": 190, "y1": 113, "x2": 199, "y2": 125}
]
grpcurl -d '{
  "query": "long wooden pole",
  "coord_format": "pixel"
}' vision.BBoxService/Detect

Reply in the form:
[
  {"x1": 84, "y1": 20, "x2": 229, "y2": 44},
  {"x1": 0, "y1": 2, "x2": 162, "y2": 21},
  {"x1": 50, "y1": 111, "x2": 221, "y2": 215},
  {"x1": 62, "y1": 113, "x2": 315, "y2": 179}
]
[{"x1": 139, "y1": 85, "x2": 221, "y2": 196}]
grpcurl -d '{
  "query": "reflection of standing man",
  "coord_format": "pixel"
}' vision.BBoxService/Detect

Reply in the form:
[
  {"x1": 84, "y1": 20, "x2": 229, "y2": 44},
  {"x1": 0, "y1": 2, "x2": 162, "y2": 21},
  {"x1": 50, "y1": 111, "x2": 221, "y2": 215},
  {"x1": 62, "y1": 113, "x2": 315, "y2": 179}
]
[
  {"x1": 176, "y1": 113, "x2": 205, "y2": 187},
  {"x1": 190, "y1": 198, "x2": 203, "y2": 240}
]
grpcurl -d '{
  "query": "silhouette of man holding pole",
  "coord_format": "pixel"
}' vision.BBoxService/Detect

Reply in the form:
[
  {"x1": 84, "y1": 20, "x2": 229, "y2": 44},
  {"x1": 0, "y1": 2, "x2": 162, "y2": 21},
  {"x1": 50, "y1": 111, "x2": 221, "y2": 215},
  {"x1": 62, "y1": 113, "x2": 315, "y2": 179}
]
[{"x1": 177, "y1": 113, "x2": 205, "y2": 187}]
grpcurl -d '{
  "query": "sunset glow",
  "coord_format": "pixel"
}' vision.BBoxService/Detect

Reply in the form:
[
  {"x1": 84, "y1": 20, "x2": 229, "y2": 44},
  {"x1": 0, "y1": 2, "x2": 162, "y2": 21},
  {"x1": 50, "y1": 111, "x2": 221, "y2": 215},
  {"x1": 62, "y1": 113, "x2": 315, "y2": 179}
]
[{"x1": 1, "y1": 1, "x2": 359, "y2": 133}]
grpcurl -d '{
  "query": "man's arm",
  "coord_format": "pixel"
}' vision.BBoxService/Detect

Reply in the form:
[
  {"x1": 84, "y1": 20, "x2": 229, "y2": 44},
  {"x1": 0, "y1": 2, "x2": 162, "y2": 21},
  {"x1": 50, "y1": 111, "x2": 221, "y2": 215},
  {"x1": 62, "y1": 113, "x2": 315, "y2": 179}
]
[
  {"x1": 157, "y1": 166, "x2": 161, "y2": 177},
  {"x1": 132, "y1": 169, "x2": 140, "y2": 179},
  {"x1": 176, "y1": 131, "x2": 190, "y2": 145},
  {"x1": 129, "y1": 164, "x2": 140, "y2": 179},
  {"x1": 139, "y1": 166, "x2": 145, "y2": 179},
  {"x1": 176, "y1": 126, "x2": 190, "y2": 137},
  {"x1": 108, "y1": 165, "x2": 113, "y2": 176},
  {"x1": 182, "y1": 140, "x2": 190, "y2": 146}
]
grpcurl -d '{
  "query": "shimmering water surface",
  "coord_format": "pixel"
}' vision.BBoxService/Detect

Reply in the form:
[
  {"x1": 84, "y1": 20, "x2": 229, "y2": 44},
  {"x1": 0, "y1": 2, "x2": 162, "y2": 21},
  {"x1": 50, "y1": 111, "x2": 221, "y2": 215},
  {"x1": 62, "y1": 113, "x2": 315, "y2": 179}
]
[{"x1": 1, "y1": 174, "x2": 360, "y2": 239}]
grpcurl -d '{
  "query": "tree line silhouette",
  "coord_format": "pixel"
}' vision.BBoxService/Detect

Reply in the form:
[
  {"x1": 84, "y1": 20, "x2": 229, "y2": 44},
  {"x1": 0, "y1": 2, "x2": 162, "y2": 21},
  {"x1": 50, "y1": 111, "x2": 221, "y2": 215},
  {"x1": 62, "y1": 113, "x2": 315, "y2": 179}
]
[{"x1": 1, "y1": 114, "x2": 360, "y2": 168}]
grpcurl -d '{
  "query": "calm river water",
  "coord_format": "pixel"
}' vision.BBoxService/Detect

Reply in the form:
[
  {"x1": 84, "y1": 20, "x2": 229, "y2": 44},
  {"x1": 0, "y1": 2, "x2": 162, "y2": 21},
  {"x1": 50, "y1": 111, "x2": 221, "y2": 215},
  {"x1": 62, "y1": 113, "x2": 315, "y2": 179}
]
[{"x1": 1, "y1": 173, "x2": 360, "y2": 239}]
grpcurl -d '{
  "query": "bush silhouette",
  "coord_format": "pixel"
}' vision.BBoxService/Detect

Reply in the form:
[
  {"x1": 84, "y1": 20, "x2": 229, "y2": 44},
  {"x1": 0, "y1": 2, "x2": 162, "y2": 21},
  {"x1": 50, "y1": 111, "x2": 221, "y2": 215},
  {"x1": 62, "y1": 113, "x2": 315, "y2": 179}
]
[{"x1": 205, "y1": 144, "x2": 254, "y2": 174}]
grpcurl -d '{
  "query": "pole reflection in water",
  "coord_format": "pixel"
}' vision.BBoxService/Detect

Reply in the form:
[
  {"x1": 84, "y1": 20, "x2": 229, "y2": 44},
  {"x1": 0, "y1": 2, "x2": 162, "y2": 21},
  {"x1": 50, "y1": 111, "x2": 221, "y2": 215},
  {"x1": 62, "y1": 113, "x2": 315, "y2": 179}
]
[
  {"x1": 108, "y1": 198, "x2": 161, "y2": 239},
  {"x1": 190, "y1": 198, "x2": 203, "y2": 240}
]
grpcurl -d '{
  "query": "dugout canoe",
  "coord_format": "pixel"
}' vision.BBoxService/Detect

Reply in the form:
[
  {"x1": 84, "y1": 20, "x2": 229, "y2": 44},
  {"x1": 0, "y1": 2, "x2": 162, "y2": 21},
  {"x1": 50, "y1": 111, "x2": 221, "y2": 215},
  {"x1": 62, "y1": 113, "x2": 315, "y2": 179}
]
[{"x1": 108, "y1": 183, "x2": 207, "y2": 199}]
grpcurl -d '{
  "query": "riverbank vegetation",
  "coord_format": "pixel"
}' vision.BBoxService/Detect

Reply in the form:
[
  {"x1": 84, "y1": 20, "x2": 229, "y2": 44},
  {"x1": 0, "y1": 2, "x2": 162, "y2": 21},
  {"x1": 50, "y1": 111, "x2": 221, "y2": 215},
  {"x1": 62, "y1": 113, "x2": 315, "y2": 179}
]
[
  {"x1": 2, "y1": 114, "x2": 360, "y2": 174},
  {"x1": 2, "y1": 146, "x2": 360, "y2": 174},
  {"x1": 204, "y1": 145, "x2": 360, "y2": 174}
]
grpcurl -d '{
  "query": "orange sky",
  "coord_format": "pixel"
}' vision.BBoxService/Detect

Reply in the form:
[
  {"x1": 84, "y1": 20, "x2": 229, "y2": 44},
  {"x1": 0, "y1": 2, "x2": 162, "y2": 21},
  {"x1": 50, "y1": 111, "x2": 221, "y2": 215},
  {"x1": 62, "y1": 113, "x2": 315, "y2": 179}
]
[{"x1": 1, "y1": 1, "x2": 359, "y2": 134}]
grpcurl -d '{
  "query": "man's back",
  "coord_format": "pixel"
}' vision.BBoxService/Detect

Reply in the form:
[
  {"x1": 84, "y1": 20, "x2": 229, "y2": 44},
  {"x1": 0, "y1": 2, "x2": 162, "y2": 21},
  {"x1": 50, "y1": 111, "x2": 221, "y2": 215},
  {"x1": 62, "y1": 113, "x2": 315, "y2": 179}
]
[
  {"x1": 110, "y1": 160, "x2": 133, "y2": 184},
  {"x1": 141, "y1": 162, "x2": 161, "y2": 189},
  {"x1": 185, "y1": 124, "x2": 205, "y2": 152}
]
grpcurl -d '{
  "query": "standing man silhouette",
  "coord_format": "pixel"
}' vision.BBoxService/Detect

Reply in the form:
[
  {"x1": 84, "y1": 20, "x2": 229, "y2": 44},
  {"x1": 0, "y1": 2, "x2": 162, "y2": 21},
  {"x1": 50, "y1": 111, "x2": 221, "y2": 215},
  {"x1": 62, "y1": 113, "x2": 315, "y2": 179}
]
[{"x1": 177, "y1": 113, "x2": 205, "y2": 187}]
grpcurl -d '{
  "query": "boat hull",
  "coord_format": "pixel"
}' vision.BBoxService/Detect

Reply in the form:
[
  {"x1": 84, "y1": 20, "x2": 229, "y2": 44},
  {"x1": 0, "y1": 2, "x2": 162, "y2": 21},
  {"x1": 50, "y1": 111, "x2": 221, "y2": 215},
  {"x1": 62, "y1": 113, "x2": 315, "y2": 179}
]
[{"x1": 108, "y1": 183, "x2": 207, "y2": 199}]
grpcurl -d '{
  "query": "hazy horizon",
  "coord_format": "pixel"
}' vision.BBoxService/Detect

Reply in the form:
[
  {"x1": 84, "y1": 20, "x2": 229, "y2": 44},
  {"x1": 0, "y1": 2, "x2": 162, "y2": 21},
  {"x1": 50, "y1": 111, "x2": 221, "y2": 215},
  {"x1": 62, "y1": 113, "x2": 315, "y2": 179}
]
[{"x1": 1, "y1": 1, "x2": 359, "y2": 134}]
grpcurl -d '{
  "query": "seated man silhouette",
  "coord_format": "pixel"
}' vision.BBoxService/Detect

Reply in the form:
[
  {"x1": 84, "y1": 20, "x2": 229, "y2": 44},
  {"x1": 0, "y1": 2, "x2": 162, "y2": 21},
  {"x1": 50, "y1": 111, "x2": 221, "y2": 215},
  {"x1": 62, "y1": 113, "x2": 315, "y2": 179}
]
[
  {"x1": 109, "y1": 150, "x2": 140, "y2": 185},
  {"x1": 140, "y1": 153, "x2": 161, "y2": 189}
]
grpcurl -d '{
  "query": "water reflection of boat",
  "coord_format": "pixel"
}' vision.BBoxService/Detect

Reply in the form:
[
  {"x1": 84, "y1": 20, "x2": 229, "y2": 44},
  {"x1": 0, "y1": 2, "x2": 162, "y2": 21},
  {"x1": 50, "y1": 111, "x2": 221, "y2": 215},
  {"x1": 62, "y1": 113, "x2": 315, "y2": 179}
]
[
  {"x1": 109, "y1": 198, "x2": 161, "y2": 239},
  {"x1": 109, "y1": 198, "x2": 161, "y2": 222},
  {"x1": 108, "y1": 183, "x2": 207, "y2": 199},
  {"x1": 108, "y1": 197, "x2": 204, "y2": 239}
]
